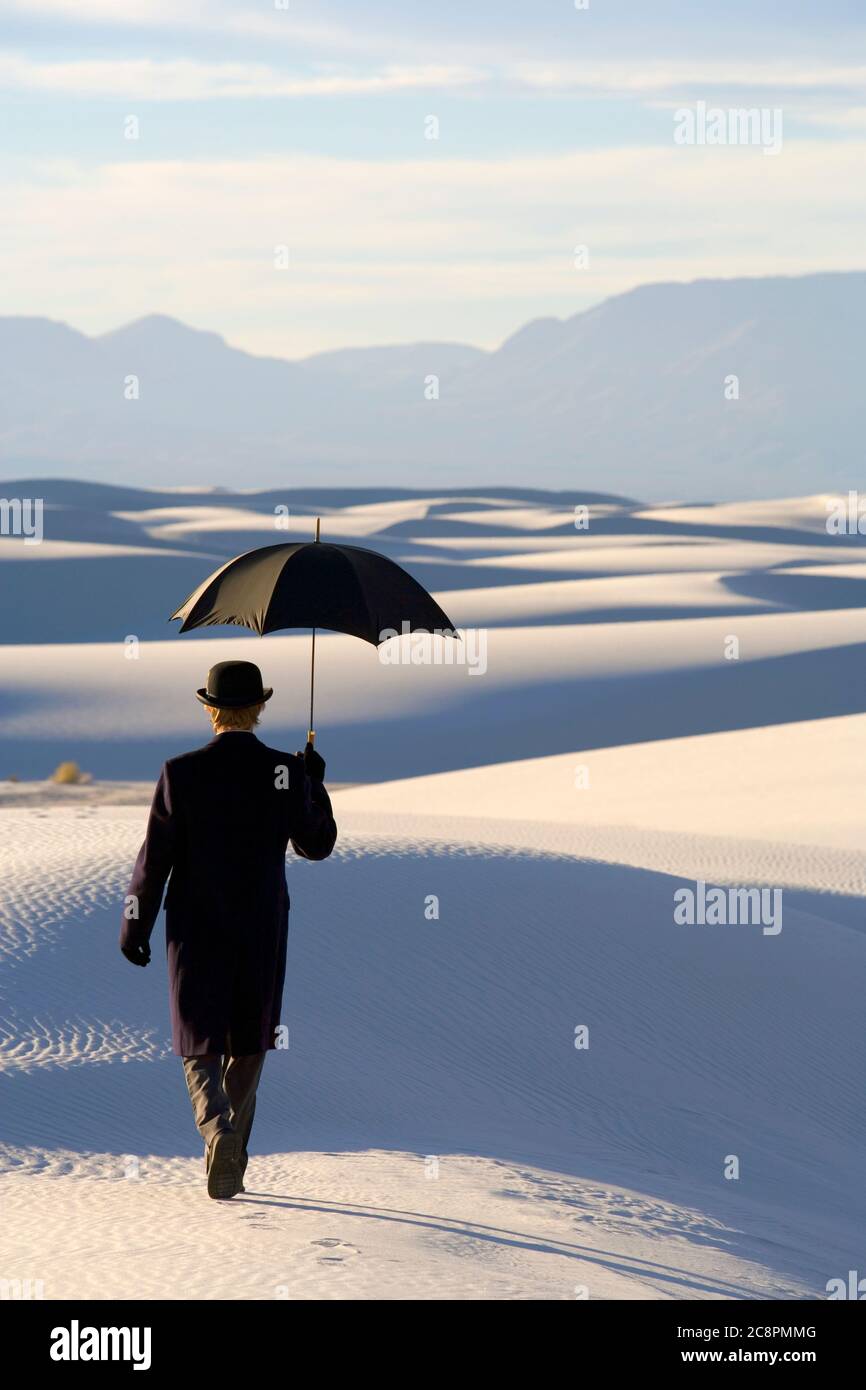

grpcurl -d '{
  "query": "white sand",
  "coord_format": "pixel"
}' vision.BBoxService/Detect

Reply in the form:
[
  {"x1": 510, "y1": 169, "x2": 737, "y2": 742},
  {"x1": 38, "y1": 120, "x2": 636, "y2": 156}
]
[{"x1": 0, "y1": 489, "x2": 864, "y2": 1300}]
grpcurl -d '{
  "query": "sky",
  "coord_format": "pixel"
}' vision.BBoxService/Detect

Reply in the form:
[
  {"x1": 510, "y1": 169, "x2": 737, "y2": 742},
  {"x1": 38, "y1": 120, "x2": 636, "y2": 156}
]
[{"x1": 1, "y1": 0, "x2": 865, "y2": 358}]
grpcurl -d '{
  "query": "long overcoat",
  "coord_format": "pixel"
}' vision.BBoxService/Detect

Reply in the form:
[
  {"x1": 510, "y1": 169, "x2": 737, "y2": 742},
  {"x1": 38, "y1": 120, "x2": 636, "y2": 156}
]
[{"x1": 120, "y1": 731, "x2": 337, "y2": 1055}]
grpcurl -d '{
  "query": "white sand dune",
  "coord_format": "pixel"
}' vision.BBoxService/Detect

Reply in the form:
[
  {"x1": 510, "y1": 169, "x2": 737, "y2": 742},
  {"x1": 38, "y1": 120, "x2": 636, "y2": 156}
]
[
  {"x1": 1, "y1": 487, "x2": 864, "y2": 1300},
  {"x1": 636, "y1": 495, "x2": 852, "y2": 536},
  {"x1": 414, "y1": 535, "x2": 711, "y2": 552},
  {"x1": 335, "y1": 714, "x2": 866, "y2": 859},
  {"x1": 121, "y1": 498, "x2": 489, "y2": 542},
  {"x1": 461, "y1": 539, "x2": 865, "y2": 575},
  {"x1": 2, "y1": 607, "x2": 866, "y2": 746},
  {"x1": 1, "y1": 729, "x2": 863, "y2": 1298},
  {"x1": 442, "y1": 571, "x2": 773, "y2": 625},
  {"x1": 0, "y1": 539, "x2": 208, "y2": 562}
]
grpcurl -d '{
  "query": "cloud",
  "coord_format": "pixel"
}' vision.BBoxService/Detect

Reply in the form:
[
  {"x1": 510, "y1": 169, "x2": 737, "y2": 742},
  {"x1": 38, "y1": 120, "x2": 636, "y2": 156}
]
[
  {"x1": 512, "y1": 59, "x2": 866, "y2": 96},
  {"x1": 807, "y1": 106, "x2": 866, "y2": 130},
  {"x1": 0, "y1": 0, "x2": 419, "y2": 58},
  {"x1": 3, "y1": 143, "x2": 864, "y2": 355},
  {"x1": 2, "y1": 46, "x2": 865, "y2": 117},
  {"x1": 0, "y1": 52, "x2": 485, "y2": 99},
  {"x1": 0, "y1": 0, "x2": 184, "y2": 16}
]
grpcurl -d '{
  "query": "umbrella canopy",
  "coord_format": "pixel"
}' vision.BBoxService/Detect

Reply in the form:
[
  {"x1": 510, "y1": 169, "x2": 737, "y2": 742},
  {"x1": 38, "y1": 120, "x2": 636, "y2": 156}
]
[
  {"x1": 170, "y1": 540, "x2": 457, "y2": 643},
  {"x1": 170, "y1": 533, "x2": 459, "y2": 743}
]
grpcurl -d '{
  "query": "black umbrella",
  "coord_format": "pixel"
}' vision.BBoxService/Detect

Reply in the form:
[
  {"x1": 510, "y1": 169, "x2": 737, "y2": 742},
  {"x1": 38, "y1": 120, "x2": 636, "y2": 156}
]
[{"x1": 170, "y1": 518, "x2": 458, "y2": 742}]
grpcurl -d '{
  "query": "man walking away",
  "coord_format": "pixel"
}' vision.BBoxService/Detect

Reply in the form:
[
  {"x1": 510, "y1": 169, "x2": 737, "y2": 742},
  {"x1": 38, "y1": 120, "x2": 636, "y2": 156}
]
[{"x1": 120, "y1": 660, "x2": 337, "y2": 1199}]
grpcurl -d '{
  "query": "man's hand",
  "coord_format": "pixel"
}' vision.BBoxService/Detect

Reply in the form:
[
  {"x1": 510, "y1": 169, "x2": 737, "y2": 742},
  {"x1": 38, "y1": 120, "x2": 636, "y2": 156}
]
[
  {"x1": 121, "y1": 942, "x2": 151, "y2": 968},
  {"x1": 299, "y1": 741, "x2": 326, "y2": 782}
]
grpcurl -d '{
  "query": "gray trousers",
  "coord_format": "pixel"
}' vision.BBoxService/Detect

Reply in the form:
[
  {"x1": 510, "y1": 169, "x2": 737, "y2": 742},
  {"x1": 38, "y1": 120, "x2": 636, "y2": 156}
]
[{"x1": 182, "y1": 1052, "x2": 266, "y2": 1180}]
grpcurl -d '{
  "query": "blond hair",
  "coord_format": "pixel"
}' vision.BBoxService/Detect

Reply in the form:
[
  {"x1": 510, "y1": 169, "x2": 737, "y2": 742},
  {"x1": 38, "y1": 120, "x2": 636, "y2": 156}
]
[{"x1": 206, "y1": 702, "x2": 264, "y2": 733}]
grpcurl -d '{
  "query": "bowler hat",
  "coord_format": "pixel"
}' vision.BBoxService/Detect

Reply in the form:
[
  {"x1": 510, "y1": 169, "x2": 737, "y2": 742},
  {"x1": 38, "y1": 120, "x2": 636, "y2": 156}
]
[{"x1": 196, "y1": 660, "x2": 273, "y2": 709}]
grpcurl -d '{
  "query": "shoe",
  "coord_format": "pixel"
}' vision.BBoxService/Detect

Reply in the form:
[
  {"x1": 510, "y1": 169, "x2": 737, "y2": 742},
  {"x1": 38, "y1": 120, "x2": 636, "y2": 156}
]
[
  {"x1": 206, "y1": 1131, "x2": 241, "y2": 1200},
  {"x1": 206, "y1": 1138, "x2": 243, "y2": 1183}
]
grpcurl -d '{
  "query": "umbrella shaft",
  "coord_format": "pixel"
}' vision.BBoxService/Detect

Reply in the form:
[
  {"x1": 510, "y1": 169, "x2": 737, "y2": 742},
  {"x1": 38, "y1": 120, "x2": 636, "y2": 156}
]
[
  {"x1": 308, "y1": 515, "x2": 321, "y2": 743},
  {"x1": 308, "y1": 626, "x2": 316, "y2": 743}
]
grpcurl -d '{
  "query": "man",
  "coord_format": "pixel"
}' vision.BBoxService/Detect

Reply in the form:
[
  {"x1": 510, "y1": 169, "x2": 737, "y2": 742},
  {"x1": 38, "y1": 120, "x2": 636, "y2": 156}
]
[{"x1": 120, "y1": 659, "x2": 337, "y2": 1200}]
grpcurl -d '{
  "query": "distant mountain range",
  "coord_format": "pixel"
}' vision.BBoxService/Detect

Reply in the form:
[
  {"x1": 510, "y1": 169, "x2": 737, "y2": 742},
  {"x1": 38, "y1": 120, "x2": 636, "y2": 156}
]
[{"x1": 1, "y1": 271, "x2": 864, "y2": 499}]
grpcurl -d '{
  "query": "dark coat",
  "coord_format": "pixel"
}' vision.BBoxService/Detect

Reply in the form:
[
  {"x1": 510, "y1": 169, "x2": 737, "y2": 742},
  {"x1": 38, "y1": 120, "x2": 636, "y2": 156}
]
[{"x1": 120, "y1": 731, "x2": 337, "y2": 1056}]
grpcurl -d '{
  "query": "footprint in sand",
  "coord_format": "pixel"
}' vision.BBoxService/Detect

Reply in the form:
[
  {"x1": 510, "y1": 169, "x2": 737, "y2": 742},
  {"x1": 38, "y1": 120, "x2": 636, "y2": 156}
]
[
  {"x1": 238, "y1": 1211, "x2": 273, "y2": 1228},
  {"x1": 310, "y1": 1238, "x2": 360, "y2": 1264}
]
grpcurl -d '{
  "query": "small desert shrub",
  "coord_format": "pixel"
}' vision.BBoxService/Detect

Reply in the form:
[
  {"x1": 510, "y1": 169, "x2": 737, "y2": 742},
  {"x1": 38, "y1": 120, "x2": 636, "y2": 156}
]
[{"x1": 52, "y1": 761, "x2": 84, "y2": 785}]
